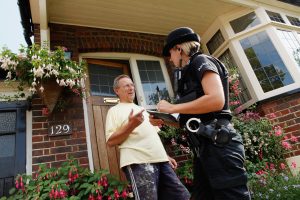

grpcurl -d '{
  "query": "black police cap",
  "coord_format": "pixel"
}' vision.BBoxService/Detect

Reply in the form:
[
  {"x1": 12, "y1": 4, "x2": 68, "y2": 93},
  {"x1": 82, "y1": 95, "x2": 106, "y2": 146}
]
[{"x1": 162, "y1": 27, "x2": 200, "y2": 56}]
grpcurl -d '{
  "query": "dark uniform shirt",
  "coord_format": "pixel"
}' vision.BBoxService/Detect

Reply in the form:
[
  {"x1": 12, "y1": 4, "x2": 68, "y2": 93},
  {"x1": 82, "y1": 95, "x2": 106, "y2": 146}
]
[{"x1": 177, "y1": 52, "x2": 232, "y2": 127}]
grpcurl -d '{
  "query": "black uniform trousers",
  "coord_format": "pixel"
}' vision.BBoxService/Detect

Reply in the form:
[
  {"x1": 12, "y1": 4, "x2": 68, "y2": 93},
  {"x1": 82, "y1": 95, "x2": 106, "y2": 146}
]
[{"x1": 190, "y1": 122, "x2": 251, "y2": 200}]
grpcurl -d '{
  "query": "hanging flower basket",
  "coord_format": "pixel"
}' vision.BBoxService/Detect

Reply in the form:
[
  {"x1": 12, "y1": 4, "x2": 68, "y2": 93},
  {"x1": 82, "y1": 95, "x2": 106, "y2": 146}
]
[
  {"x1": 37, "y1": 79, "x2": 64, "y2": 113},
  {"x1": 0, "y1": 44, "x2": 88, "y2": 112}
]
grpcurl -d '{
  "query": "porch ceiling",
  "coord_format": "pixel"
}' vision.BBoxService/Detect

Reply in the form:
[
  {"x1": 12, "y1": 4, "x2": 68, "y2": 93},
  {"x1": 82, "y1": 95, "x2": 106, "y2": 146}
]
[{"x1": 29, "y1": 0, "x2": 246, "y2": 36}]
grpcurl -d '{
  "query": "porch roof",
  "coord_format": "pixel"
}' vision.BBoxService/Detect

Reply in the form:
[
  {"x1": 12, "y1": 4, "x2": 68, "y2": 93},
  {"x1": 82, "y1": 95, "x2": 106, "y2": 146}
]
[{"x1": 22, "y1": 0, "x2": 299, "y2": 46}]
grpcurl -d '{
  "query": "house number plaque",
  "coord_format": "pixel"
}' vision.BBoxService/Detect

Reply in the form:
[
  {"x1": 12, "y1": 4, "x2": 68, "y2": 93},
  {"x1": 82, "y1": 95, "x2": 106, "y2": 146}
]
[{"x1": 48, "y1": 122, "x2": 72, "y2": 136}]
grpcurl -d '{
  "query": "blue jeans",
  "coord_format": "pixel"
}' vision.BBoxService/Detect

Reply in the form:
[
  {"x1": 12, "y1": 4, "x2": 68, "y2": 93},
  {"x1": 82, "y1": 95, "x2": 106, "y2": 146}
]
[{"x1": 123, "y1": 162, "x2": 190, "y2": 200}]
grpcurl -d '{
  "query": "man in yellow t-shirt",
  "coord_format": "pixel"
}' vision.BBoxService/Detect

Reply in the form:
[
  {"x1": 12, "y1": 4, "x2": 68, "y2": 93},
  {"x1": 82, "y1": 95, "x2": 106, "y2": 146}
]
[{"x1": 105, "y1": 74, "x2": 190, "y2": 200}]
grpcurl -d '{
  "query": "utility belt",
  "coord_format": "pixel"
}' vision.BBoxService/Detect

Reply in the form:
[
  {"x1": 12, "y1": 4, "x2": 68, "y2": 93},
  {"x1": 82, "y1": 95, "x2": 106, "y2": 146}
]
[{"x1": 184, "y1": 118, "x2": 236, "y2": 156}]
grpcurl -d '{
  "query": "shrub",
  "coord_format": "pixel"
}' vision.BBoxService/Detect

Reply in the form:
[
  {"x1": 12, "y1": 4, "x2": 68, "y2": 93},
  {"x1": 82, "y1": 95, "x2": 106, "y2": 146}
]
[{"x1": 0, "y1": 159, "x2": 133, "y2": 200}]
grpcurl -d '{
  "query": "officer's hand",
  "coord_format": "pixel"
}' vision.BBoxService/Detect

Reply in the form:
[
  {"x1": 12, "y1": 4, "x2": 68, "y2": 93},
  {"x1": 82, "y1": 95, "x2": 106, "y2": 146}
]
[{"x1": 157, "y1": 100, "x2": 174, "y2": 113}]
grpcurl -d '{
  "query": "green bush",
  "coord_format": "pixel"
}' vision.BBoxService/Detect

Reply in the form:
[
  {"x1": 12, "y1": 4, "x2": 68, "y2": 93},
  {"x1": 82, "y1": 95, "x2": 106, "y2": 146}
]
[{"x1": 0, "y1": 159, "x2": 133, "y2": 200}]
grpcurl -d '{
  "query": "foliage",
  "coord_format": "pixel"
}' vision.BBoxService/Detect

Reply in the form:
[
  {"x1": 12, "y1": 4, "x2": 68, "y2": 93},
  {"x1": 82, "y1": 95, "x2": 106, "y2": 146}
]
[
  {"x1": 249, "y1": 162, "x2": 300, "y2": 200},
  {"x1": 0, "y1": 44, "x2": 87, "y2": 101},
  {"x1": 0, "y1": 159, "x2": 133, "y2": 200},
  {"x1": 175, "y1": 159, "x2": 193, "y2": 192}
]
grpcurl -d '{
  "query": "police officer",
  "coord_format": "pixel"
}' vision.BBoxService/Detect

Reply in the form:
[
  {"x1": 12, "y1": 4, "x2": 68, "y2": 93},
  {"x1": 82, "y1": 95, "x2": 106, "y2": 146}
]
[{"x1": 156, "y1": 27, "x2": 251, "y2": 200}]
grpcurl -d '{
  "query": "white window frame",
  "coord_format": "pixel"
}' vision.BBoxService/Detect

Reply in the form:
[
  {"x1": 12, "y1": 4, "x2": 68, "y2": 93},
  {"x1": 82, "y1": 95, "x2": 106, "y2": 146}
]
[{"x1": 80, "y1": 52, "x2": 174, "y2": 109}]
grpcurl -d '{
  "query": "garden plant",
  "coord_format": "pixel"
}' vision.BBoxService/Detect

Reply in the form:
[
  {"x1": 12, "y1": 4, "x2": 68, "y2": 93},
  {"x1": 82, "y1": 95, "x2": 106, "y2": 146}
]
[{"x1": 0, "y1": 159, "x2": 133, "y2": 200}]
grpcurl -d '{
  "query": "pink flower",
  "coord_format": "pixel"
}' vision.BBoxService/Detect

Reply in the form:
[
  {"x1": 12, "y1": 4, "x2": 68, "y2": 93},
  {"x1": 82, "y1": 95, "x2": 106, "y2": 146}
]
[
  {"x1": 270, "y1": 163, "x2": 275, "y2": 170},
  {"x1": 256, "y1": 170, "x2": 266, "y2": 175},
  {"x1": 267, "y1": 113, "x2": 276, "y2": 119},
  {"x1": 282, "y1": 141, "x2": 292, "y2": 150},
  {"x1": 280, "y1": 163, "x2": 286, "y2": 170},
  {"x1": 290, "y1": 135, "x2": 298, "y2": 142},
  {"x1": 274, "y1": 126, "x2": 282, "y2": 136},
  {"x1": 291, "y1": 161, "x2": 297, "y2": 169}
]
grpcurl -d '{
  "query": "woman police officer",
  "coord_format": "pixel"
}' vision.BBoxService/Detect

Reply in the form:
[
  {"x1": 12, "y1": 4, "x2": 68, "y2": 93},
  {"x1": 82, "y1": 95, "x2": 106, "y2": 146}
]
[{"x1": 152, "y1": 27, "x2": 251, "y2": 200}]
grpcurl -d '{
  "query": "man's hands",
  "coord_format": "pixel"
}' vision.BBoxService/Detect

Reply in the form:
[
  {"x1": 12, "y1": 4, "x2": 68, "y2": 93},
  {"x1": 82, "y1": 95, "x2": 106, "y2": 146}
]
[
  {"x1": 168, "y1": 156, "x2": 178, "y2": 169},
  {"x1": 128, "y1": 109, "x2": 145, "y2": 128}
]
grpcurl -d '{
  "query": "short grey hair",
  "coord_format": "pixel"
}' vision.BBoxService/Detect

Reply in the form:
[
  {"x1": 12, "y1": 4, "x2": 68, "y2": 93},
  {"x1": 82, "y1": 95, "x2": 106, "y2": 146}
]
[{"x1": 113, "y1": 74, "x2": 131, "y2": 89}]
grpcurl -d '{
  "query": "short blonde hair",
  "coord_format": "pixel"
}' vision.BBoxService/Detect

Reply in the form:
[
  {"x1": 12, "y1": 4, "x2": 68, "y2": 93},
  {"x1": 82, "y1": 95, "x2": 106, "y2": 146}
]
[
  {"x1": 178, "y1": 41, "x2": 200, "y2": 56},
  {"x1": 113, "y1": 74, "x2": 131, "y2": 89}
]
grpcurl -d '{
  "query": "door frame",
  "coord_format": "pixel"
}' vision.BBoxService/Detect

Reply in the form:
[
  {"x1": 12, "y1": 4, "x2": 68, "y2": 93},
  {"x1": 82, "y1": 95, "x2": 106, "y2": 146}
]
[{"x1": 80, "y1": 52, "x2": 174, "y2": 172}]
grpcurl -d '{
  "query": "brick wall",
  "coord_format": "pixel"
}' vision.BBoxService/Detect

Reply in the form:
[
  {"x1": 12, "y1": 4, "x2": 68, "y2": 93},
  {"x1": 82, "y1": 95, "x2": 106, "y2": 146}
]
[
  {"x1": 31, "y1": 92, "x2": 89, "y2": 173},
  {"x1": 31, "y1": 23, "x2": 178, "y2": 172},
  {"x1": 257, "y1": 92, "x2": 300, "y2": 158}
]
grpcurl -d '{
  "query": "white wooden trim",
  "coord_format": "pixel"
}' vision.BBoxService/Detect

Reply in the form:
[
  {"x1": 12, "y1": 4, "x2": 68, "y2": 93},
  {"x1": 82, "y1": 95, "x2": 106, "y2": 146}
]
[
  {"x1": 26, "y1": 111, "x2": 32, "y2": 175},
  {"x1": 82, "y1": 98, "x2": 94, "y2": 172}
]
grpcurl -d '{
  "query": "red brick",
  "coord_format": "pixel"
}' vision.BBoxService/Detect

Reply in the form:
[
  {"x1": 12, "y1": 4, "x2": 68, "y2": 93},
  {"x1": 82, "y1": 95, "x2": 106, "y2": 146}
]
[
  {"x1": 66, "y1": 138, "x2": 86, "y2": 145},
  {"x1": 55, "y1": 140, "x2": 66, "y2": 147},
  {"x1": 285, "y1": 124, "x2": 300, "y2": 133},
  {"x1": 33, "y1": 116, "x2": 48, "y2": 122},
  {"x1": 68, "y1": 151, "x2": 88, "y2": 159},
  {"x1": 294, "y1": 150, "x2": 300, "y2": 156},
  {"x1": 44, "y1": 149, "x2": 50, "y2": 155},
  {"x1": 32, "y1": 142, "x2": 54, "y2": 149},
  {"x1": 32, "y1": 129, "x2": 48, "y2": 135},
  {"x1": 32, "y1": 149, "x2": 43, "y2": 157},
  {"x1": 32, "y1": 155, "x2": 55, "y2": 164},
  {"x1": 280, "y1": 109, "x2": 290, "y2": 115},
  {"x1": 32, "y1": 136, "x2": 44, "y2": 142},
  {"x1": 278, "y1": 114, "x2": 295, "y2": 122},
  {"x1": 79, "y1": 157, "x2": 89, "y2": 165},
  {"x1": 56, "y1": 154, "x2": 67, "y2": 161},
  {"x1": 50, "y1": 146, "x2": 72, "y2": 154},
  {"x1": 32, "y1": 123, "x2": 43, "y2": 129}
]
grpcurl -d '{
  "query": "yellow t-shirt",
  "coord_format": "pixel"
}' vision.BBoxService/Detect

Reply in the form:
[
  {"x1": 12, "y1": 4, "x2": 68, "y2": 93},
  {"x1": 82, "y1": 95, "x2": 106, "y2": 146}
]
[{"x1": 105, "y1": 102, "x2": 169, "y2": 168}]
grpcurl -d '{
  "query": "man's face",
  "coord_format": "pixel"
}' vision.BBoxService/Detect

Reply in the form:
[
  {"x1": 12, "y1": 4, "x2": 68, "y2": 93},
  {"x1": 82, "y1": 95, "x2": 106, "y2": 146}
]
[{"x1": 114, "y1": 77, "x2": 135, "y2": 103}]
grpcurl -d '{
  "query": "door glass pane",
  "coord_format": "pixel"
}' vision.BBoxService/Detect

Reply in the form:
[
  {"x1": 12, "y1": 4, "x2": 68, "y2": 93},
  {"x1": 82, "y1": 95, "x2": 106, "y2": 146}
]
[
  {"x1": 88, "y1": 64, "x2": 123, "y2": 96},
  {"x1": 0, "y1": 135, "x2": 15, "y2": 157},
  {"x1": 137, "y1": 60, "x2": 170, "y2": 105},
  {"x1": 0, "y1": 112, "x2": 16, "y2": 134}
]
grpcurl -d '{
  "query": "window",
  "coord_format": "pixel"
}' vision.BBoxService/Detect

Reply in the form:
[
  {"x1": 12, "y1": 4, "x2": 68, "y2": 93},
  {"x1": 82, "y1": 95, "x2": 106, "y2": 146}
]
[
  {"x1": 277, "y1": 29, "x2": 300, "y2": 68},
  {"x1": 88, "y1": 63, "x2": 123, "y2": 96},
  {"x1": 287, "y1": 16, "x2": 300, "y2": 27},
  {"x1": 240, "y1": 31, "x2": 294, "y2": 92},
  {"x1": 230, "y1": 12, "x2": 261, "y2": 34},
  {"x1": 136, "y1": 60, "x2": 170, "y2": 105},
  {"x1": 206, "y1": 30, "x2": 225, "y2": 54},
  {"x1": 218, "y1": 49, "x2": 251, "y2": 103},
  {"x1": 266, "y1": 10, "x2": 285, "y2": 23}
]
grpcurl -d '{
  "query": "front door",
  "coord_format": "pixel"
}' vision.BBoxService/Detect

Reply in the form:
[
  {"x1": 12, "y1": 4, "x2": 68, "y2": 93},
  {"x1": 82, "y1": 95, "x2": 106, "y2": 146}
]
[
  {"x1": 0, "y1": 102, "x2": 26, "y2": 197},
  {"x1": 86, "y1": 59, "x2": 130, "y2": 180}
]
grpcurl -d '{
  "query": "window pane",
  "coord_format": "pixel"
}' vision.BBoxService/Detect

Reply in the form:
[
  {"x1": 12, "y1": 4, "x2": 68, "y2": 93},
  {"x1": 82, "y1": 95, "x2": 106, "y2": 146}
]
[
  {"x1": 277, "y1": 29, "x2": 300, "y2": 68},
  {"x1": 136, "y1": 60, "x2": 170, "y2": 105},
  {"x1": 0, "y1": 112, "x2": 16, "y2": 134},
  {"x1": 207, "y1": 30, "x2": 225, "y2": 54},
  {"x1": 287, "y1": 16, "x2": 300, "y2": 27},
  {"x1": 88, "y1": 64, "x2": 123, "y2": 96},
  {"x1": 230, "y1": 12, "x2": 261, "y2": 34},
  {"x1": 266, "y1": 10, "x2": 285, "y2": 23},
  {"x1": 240, "y1": 31, "x2": 294, "y2": 92}
]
